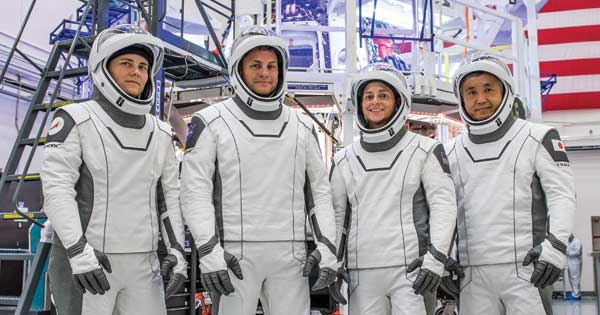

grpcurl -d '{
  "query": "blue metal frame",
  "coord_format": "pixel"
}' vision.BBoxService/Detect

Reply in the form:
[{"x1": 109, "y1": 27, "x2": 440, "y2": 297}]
[
  {"x1": 358, "y1": 0, "x2": 435, "y2": 51},
  {"x1": 49, "y1": 0, "x2": 134, "y2": 44},
  {"x1": 370, "y1": 0, "x2": 378, "y2": 38},
  {"x1": 49, "y1": 19, "x2": 93, "y2": 44},
  {"x1": 158, "y1": 29, "x2": 222, "y2": 66},
  {"x1": 153, "y1": 0, "x2": 166, "y2": 118},
  {"x1": 540, "y1": 73, "x2": 557, "y2": 106}
]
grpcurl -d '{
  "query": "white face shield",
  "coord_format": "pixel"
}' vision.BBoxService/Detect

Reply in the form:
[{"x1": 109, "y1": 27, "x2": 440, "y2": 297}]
[
  {"x1": 351, "y1": 63, "x2": 412, "y2": 144},
  {"x1": 88, "y1": 24, "x2": 164, "y2": 115},
  {"x1": 453, "y1": 55, "x2": 516, "y2": 135},
  {"x1": 228, "y1": 26, "x2": 289, "y2": 112}
]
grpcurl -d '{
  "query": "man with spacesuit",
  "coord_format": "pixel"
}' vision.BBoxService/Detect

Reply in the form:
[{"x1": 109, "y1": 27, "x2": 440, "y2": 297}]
[
  {"x1": 329, "y1": 62, "x2": 458, "y2": 315},
  {"x1": 42, "y1": 24, "x2": 187, "y2": 315},
  {"x1": 180, "y1": 26, "x2": 342, "y2": 315},
  {"x1": 445, "y1": 55, "x2": 576, "y2": 315}
]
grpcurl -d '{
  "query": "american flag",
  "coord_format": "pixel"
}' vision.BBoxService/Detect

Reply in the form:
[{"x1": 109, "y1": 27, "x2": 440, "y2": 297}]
[{"x1": 537, "y1": 0, "x2": 600, "y2": 110}]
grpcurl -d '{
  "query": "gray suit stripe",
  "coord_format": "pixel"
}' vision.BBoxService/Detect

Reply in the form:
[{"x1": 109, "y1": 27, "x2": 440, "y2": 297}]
[
  {"x1": 213, "y1": 160, "x2": 224, "y2": 245},
  {"x1": 412, "y1": 184, "x2": 431, "y2": 256},
  {"x1": 304, "y1": 172, "x2": 336, "y2": 255},
  {"x1": 76, "y1": 162, "x2": 95, "y2": 235},
  {"x1": 530, "y1": 173, "x2": 548, "y2": 247}
]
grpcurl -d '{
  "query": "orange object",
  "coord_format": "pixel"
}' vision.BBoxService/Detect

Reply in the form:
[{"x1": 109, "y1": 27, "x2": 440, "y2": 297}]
[{"x1": 195, "y1": 292, "x2": 212, "y2": 315}]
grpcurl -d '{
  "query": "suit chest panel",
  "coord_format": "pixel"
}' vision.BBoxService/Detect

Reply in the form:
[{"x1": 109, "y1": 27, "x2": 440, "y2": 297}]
[
  {"x1": 212, "y1": 107, "x2": 306, "y2": 211},
  {"x1": 343, "y1": 140, "x2": 424, "y2": 199},
  {"x1": 453, "y1": 127, "x2": 540, "y2": 224}
]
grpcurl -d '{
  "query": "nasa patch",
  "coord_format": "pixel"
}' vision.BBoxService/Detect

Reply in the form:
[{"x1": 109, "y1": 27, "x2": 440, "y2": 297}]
[
  {"x1": 186, "y1": 122, "x2": 196, "y2": 142},
  {"x1": 184, "y1": 116, "x2": 206, "y2": 150},
  {"x1": 433, "y1": 144, "x2": 451, "y2": 175},
  {"x1": 48, "y1": 117, "x2": 65, "y2": 136},
  {"x1": 542, "y1": 129, "x2": 569, "y2": 164}
]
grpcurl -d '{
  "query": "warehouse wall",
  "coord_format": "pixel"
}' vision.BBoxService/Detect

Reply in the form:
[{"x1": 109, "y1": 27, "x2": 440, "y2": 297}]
[
  {"x1": 0, "y1": 0, "x2": 85, "y2": 173},
  {"x1": 566, "y1": 150, "x2": 600, "y2": 294},
  {"x1": 0, "y1": 93, "x2": 46, "y2": 174},
  {"x1": 0, "y1": 0, "x2": 81, "y2": 59}
]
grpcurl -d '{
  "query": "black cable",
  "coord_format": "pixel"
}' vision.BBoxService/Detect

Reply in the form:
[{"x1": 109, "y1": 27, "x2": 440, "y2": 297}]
[{"x1": 285, "y1": 95, "x2": 339, "y2": 144}]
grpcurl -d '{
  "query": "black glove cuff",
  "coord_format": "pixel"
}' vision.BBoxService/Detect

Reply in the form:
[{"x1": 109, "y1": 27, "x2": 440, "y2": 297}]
[
  {"x1": 66, "y1": 236, "x2": 87, "y2": 258},
  {"x1": 428, "y1": 244, "x2": 448, "y2": 263},
  {"x1": 547, "y1": 233, "x2": 567, "y2": 255}
]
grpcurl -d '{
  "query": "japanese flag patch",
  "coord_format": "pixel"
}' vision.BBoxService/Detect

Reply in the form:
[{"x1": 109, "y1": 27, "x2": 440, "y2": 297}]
[
  {"x1": 542, "y1": 130, "x2": 569, "y2": 164},
  {"x1": 551, "y1": 139, "x2": 566, "y2": 153},
  {"x1": 48, "y1": 117, "x2": 65, "y2": 136}
]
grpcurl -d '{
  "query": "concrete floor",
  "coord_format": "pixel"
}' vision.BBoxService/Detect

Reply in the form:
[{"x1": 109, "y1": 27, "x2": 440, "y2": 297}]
[{"x1": 552, "y1": 297, "x2": 598, "y2": 315}]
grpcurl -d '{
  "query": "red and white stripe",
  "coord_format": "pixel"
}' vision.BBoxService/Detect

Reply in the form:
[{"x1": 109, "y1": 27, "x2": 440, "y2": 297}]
[{"x1": 537, "y1": 0, "x2": 600, "y2": 110}]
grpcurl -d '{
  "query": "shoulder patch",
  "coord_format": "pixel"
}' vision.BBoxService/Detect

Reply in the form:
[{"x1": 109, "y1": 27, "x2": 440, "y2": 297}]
[
  {"x1": 541, "y1": 129, "x2": 569, "y2": 164},
  {"x1": 432, "y1": 144, "x2": 451, "y2": 175},
  {"x1": 47, "y1": 109, "x2": 76, "y2": 143},
  {"x1": 48, "y1": 116, "x2": 65, "y2": 136},
  {"x1": 185, "y1": 115, "x2": 206, "y2": 150}
]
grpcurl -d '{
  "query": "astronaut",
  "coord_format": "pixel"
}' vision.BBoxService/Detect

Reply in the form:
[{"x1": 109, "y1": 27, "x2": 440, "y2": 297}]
[
  {"x1": 180, "y1": 26, "x2": 342, "y2": 315},
  {"x1": 567, "y1": 234, "x2": 582, "y2": 299},
  {"x1": 329, "y1": 63, "x2": 457, "y2": 315},
  {"x1": 41, "y1": 24, "x2": 187, "y2": 315},
  {"x1": 445, "y1": 55, "x2": 576, "y2": 315}
]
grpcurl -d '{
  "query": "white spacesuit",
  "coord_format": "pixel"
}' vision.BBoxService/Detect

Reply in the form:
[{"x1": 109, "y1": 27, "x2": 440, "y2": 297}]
[
  {"x1": 180, "y1": 26, "x2": 340, "y2": 315},
  {"x1": 42, "y1": 25, "x2": 186, "y2": 315},
  {"x1": 445, "y1": 55, "x2": 576, "y2": 315},
  {"x1": 567, "y1": 234, "x2": 582, "y2": 299},
  {"x1": 329, "y1": 63, "x2": 457, "y2": 315}
]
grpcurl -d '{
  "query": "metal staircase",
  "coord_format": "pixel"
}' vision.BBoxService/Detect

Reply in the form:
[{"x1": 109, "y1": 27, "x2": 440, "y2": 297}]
[
  {"x1": 49, "y1": 0, "x2": 132, "y2": 44},
  {"x1": 0, "y1": 2, "x2": 94, "y2": 314}
]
